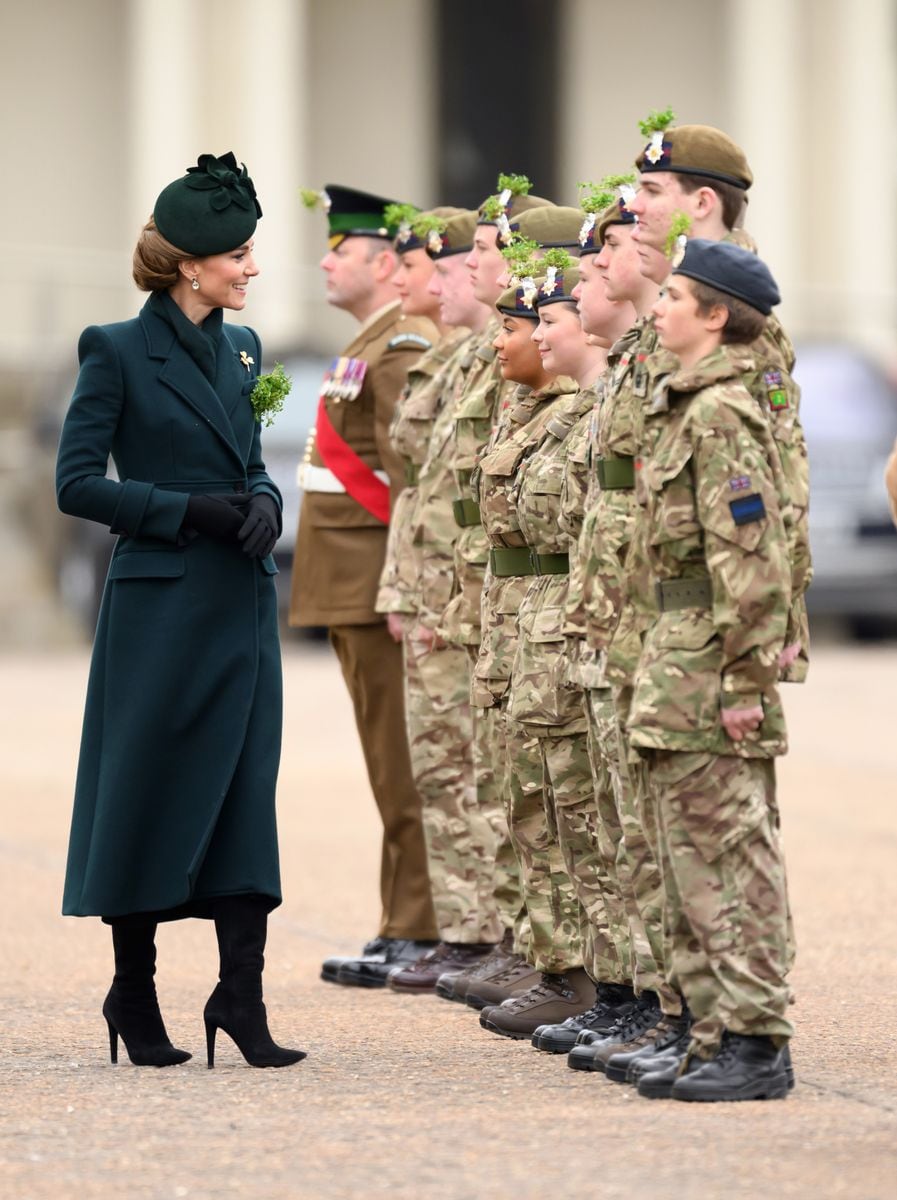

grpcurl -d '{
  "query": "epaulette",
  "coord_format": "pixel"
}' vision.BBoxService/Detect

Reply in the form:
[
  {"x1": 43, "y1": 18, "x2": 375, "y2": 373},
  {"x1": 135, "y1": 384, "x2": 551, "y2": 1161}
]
[{"x1": 387, "y1": 332, "x2": 432, "y2": 351}]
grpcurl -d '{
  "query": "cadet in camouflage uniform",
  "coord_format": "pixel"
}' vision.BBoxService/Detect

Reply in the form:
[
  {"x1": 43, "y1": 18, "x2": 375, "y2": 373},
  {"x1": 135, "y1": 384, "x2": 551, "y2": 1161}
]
[
  {"x1": 433, "y1": 181, "x2": 562, "y2": 1006},
  {"x1": 472, "y1": 275, "x2": 595, "y2": 1038},
  {"x1": 621, "y1": 240, "x2": 794, "y2": 1103},
  {"x1": 628, "y1": 113, "x2": 811, "y2": 683},
  {"x1": 568, "y1": 183, "x2": 682, "y2": 1075},
  {"x1": 495, "y1": 256, "x2": 640, "y2": 1045},
  {"x1": 375, "y1": 208, "x2": 501, "y2": 991}
]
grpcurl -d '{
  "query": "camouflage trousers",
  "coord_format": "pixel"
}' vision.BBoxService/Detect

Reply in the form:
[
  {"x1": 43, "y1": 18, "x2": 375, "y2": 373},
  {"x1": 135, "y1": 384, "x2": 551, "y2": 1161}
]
[
  {"x1": 588, "y1": 686, "x2": 677, "y2": 1009},
  {"x1": 539, "y1": 729, "x2": 623, "y2": 984},
  {"x1": 646, "y1": 750, "x2": 794, "y2": 1056},
  {"x1": 472, "y1": 694, "x2": 530, "y2": 953},
  {"x1": 404, "y1": 636, "x2": 504, "y2": 944},
  {"x1": 503, "y1": 714, "x2": 584, "y2": 973}
]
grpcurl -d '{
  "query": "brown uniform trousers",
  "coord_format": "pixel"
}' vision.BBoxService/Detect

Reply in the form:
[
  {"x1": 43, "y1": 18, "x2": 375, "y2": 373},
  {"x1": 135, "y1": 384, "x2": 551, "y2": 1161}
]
[{"x1": 289, "y1": 301, "x2": 439, "y2": 940}]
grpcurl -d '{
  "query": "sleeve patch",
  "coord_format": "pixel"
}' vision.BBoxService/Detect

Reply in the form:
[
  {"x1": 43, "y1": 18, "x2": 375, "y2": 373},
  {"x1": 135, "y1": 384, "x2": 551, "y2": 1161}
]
[
  {"x1": 729, "y1": 493, "x2": 766, "y2": 526},
  {"x1": 387, "y1": 333, "x2": 432, "y2": 351}
]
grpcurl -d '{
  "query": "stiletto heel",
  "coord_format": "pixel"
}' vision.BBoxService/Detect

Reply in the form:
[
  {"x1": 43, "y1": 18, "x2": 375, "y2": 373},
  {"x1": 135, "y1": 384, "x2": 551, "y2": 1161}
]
[
  {"x1": 207, "y1": 897, "x2": 306, "y2": 1068},
  {"x1": 102, "y1": 923, "x2": 191, "y2": 1067},
  {"x1": 205, "y1": 1018, "x2": 217, "y2": 1069}
]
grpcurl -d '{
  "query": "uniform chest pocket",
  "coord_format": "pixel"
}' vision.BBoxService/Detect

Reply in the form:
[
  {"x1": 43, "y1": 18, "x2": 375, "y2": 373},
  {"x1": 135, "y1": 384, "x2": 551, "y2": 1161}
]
[
  {"x1": 454, "y1": 378, "x2": 499, "y2": 420},
  {"x1": 480, "y1": 441, "x2": 529, "y2": 478},
  {"x1": 526, "y1": 454, "x2": 565, "y2": 496},
  {"x1": 643, "y1": 442, "x2": 700, "y2": 545}
]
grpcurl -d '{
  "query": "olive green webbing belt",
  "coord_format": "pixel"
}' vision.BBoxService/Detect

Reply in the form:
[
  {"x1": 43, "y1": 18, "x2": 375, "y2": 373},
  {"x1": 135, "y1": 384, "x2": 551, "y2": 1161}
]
[
  {"x1": 452, "y1": 498, "x2": 481, "y2": 527},
  {"x1": 595, "y1": 455, "x2": 635, "y2": 489},
  {"x1": 404, "y1": 461, "x2": 420, "y2": 485},
  {"x1": 489, "y1": 547, "x2": 570, "y2": 577}
]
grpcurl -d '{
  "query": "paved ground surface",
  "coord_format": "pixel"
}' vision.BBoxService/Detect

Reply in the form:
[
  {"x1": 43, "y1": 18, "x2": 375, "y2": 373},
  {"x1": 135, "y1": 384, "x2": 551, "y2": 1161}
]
[{"x1": 1, "y1": 640, "x2": 896, "y2": 1200}]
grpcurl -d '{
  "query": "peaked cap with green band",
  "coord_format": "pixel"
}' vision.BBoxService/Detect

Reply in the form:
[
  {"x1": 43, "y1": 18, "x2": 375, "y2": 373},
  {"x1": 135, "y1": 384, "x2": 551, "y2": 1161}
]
[
  {"x1": 397, "y1": 206, "x2": 465, "y2": 254},
  {"x1": 154, "y1": 152, "x2": 261, "y2": 256},
  {"x1": 636, "y1": 123, "x2": 753, "y2": 190},
  {"x1": 313, "y1": 184, "x2": 406, "y2": 247},
  {"x1": 426, "y1": 211, "x2": 478, "y2": 259},
  {"x1": 514, "y1": 206, "x2": 585, "y2": 250}
]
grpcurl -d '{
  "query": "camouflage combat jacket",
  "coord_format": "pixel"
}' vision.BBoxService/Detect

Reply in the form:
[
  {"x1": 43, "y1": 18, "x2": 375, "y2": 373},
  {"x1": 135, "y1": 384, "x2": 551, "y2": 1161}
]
[
  {"x1": 471, "y1": 377, "x2": 576, "y2": 706},
  {"x1": 579, "y1": 318, "x2": 659, "y2": 687},
  {"x1": 626, "y1": 348, "x2": 791, "y2": 759},
  {"x1": 408, "y1": 329, "x2": 478, "y2": 628},
  {"x1": 559, "y1": 383, "x2": 607, "y2": 689},
  {"x1": 727, "y1": 229, "x2": 812, "y2": 683},
  {"x1": 507, "y1": 387, "x2": 597, "y2": 733},
  {"x1": 376, "y1": 329, "x2": 469, "y2": 615},
  {"x1": 438, "y1": 318, "x2": 515, "y2": 646}
]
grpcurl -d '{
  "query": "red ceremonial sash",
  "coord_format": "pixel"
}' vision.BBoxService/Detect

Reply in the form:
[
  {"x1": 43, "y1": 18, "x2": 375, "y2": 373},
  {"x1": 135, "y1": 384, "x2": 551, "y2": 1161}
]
[{"x1": 315, "y1": 396, "x2": 390, "y2": 524}]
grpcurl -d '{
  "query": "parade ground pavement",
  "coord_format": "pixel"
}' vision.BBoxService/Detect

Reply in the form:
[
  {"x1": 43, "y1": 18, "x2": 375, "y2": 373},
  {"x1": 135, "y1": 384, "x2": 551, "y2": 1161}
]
[{"x1": 1, "y1": 640, "x2": 896, "y2": 1200}]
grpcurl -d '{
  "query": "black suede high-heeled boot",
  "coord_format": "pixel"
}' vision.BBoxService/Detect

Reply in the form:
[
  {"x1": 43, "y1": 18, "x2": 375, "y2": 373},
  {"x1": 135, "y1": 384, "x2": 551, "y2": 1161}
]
[
  {"x1": 204, "y1": 896, "x2": 306, "y2": 1069},
  {"x1": 103, "y1": 921, "x2": 192, "y2": 1067}
]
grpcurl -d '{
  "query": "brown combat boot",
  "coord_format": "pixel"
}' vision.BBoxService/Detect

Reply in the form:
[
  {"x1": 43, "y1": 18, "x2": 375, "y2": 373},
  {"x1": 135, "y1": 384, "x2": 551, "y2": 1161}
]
[
  {"x1": 465, "y1": 957, "x2": 543, "y2": 1011},
  {"x1": 435, "y1": 929, "x2": 518, "y2": 1003},
  {"x1": 387, "y1": 941, "x2": 496, "y2": 994},
  {"x1": 479, "y1": 969, "x2": 597, "y2": 1040}
]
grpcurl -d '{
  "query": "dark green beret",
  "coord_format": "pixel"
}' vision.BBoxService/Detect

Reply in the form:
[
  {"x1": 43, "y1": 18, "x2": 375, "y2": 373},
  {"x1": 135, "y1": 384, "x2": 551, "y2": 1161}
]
[
  {"x1": 636, "y1": 124, "x2": 753, "y2": 190},
  {"x1": 426, "y1": 211, "x2": 477, "y2": 259},
  {"x1": 515, "y1": 206, "x2": 585, "y2": 250},
  {"x1": 154, "y1": 152, "x2": 261, "y2": 256},
  {"x1": 496, "y1": 280, "x2": 541, "y2": 318},
  {"x1": 673, "y1": 238, "x2": 779, "y2": 314},
  {"x1": 534, "y1": 265, "x2": 581, "y2": 307},
  {"x1": 397, "y1": 206, "x2": 465, "y2": 254}
]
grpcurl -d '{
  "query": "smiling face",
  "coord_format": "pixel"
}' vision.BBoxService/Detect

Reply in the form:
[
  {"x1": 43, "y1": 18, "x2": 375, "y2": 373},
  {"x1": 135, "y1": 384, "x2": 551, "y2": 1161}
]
[
  {"x1": 531, "y1": 302, "x2": 588, "y2": 377},
  {"x1": 393, "y1": 247, "x2": 439, "y2": 320},
  {"x1": 465, "y1": 225, "x2": 506, "y2": 306},
  {"x1": 492, "y1": 312, "x2": 546, "y2": 388},
  {"x1": 190, "y1": 241, "x2": 259, "y2": 310}
]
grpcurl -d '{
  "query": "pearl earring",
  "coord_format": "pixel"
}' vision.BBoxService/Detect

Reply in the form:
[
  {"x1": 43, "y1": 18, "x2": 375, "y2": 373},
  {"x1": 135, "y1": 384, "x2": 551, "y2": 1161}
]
[{"x1": 191, "y1": 277, "x2": 200, "y2": 291}]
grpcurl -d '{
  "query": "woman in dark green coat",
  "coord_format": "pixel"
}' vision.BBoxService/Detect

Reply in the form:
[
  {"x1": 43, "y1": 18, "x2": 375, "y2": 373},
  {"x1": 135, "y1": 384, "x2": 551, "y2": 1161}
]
[{"x1": 56, "y1": 153, "x2": 304, "y2": 1070}]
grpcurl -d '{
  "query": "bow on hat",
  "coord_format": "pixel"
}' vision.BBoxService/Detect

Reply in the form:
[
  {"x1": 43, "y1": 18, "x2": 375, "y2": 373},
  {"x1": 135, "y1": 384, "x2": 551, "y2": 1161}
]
[{"x1": 184, "y1": 153, "x2": 263, "y2": 217}]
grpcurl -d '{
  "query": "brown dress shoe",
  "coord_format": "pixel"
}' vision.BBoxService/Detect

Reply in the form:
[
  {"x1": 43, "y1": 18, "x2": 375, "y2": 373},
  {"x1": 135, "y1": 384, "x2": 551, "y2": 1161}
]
[
  {"x1": 466, "y1": 958, "x2": 542, "y2": 1010},
  {"x1": 387, "y1": 941, "x2": 496, "y2": 994},
  {"x1": 435, "y1": 930, "x2": 517, "y2": 1002},
  {"x1": 480, "y1": 969, "x2": 597, "y2": 1039}
]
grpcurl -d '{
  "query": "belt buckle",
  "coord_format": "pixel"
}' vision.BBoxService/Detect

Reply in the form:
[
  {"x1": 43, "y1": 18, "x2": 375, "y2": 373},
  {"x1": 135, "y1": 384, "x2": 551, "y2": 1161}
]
[
  {"x1": 654, "y1": 580, "x2": 665, "y2": 611},
  {"x1": 529, "y1": 549, "x2": 541, "y2": 575}
]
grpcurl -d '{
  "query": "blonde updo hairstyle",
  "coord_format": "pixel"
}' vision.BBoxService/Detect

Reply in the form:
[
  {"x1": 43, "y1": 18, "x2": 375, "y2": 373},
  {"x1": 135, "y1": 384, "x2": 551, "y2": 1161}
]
[{"x1": 132, "y1": 215, "x2": 194, "y2": 292}]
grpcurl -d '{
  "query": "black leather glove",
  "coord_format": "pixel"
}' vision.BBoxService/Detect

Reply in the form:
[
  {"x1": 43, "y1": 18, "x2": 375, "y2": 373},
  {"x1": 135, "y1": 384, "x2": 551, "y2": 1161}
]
[
  {"x1": 237, "y1": 492, "x2": 281, "y2": 559},
  {"x1": 183, "y1": 494, "x2": 249, "y2": 543}
]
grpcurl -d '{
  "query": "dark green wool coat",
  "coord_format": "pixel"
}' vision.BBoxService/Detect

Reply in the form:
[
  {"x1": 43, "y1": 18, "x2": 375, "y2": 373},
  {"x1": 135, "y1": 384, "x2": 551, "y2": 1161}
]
[{"x1": 56, "y1": 297, "x2": 283, "y2": 919}]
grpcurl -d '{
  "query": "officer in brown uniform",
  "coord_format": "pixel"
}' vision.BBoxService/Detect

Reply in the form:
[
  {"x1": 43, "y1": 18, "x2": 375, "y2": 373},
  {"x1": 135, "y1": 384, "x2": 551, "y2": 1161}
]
[{"x1": 290, "y1": 186, "x2": 440, "y2": 985}]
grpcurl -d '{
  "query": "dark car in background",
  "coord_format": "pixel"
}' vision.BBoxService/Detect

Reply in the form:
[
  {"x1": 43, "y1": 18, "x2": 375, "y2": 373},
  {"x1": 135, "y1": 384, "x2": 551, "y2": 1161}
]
[{"x1": 795, "y1": 343, "x2": 897, "y2": 636}]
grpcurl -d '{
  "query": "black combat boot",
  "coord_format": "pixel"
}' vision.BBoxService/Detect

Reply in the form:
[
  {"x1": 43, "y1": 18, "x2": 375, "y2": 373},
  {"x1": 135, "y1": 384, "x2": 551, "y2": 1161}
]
[{"x1": 671, "y1": 1031, "x2": 791, "y2": 1102}]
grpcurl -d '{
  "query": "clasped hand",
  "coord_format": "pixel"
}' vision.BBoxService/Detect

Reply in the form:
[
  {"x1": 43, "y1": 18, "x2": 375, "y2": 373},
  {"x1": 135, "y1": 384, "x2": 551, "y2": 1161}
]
[{"x1": 184, "y1": 492, "x2": 280, "y2": 558}]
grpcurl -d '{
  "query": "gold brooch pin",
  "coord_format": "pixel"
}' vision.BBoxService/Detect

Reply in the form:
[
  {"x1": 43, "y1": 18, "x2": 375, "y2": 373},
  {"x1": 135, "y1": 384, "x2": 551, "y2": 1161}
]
[{"x1": 240, "y1": 350, "x2": 254, "y2": 371}]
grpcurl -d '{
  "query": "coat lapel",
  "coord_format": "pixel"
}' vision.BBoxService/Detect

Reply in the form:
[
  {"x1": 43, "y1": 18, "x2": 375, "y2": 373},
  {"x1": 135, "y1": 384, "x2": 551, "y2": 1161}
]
[{"x1": 140, "y1": 304, "x2": 245, "y2": 469}]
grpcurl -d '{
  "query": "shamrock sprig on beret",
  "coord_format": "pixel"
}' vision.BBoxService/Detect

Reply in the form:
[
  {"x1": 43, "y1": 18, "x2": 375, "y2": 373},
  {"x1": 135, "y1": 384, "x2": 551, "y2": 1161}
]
[
  {"x1": 638, "y1": 106, "x2": 677, "y2": 165},
  {"x1": 665, "y1": 210, "x2": 693, "y2": 262},
  {"x1": 385, "y1": 202, "x2": 421, "y2": 244},
  {"x1": 480, "y1": 172, "x2": 533, "y2": 221},
  {"x1": 501, "y1": 235, "x2": 541, "y2": 283}
]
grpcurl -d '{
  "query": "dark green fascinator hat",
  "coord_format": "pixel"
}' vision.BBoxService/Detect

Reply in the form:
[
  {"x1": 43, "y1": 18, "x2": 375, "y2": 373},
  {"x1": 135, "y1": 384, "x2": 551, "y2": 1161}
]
[{"x1": 154, "y1": 152, "x2": 262, "y2": 256}]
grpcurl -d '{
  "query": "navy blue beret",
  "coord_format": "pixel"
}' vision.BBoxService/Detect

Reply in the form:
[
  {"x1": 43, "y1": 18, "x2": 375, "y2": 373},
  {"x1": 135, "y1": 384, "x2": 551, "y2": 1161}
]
[{"x1": 673, "y1": 238, "x2": 780, "y2": 315}]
